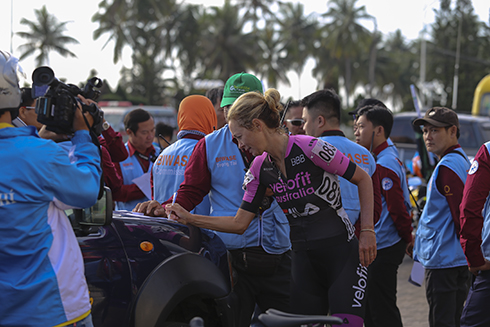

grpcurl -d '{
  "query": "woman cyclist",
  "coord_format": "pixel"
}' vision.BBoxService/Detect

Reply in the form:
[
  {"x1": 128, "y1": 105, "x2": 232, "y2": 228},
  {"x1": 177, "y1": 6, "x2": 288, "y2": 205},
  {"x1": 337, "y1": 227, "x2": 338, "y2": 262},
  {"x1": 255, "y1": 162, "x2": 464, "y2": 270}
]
[{"x1": 166, "y1": 88, "x2": 376, "y2": 326}]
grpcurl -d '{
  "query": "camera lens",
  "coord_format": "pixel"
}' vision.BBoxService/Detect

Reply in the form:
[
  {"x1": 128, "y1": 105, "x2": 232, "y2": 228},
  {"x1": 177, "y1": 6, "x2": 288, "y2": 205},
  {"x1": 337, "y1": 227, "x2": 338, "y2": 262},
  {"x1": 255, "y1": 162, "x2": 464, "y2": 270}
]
[
  {"x1": 38, "y1": 73, "x2": 51, "y2": 84},
  {"x1": 32, "y1": 66, "x2": 55, "y2": 86}
]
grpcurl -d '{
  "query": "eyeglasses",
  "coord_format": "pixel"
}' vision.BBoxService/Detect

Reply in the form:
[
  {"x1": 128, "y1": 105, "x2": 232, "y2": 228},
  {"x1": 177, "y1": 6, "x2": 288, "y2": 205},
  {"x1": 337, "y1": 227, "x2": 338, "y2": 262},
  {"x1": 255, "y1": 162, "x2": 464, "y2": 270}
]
[
  {"x1": 24, "y1": 106, "x2": 36, "y2": 110},
  {"x1": 286, "y1": 119, "x2": 304, "y2": 127}
]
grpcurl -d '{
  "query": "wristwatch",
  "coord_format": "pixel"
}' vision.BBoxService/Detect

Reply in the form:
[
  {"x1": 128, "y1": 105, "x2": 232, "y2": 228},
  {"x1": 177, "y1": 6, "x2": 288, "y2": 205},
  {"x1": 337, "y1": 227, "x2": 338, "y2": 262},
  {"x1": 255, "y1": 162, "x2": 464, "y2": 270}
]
[{"x1": 102, "y1": 121, "x2": 111, "y2": 131}]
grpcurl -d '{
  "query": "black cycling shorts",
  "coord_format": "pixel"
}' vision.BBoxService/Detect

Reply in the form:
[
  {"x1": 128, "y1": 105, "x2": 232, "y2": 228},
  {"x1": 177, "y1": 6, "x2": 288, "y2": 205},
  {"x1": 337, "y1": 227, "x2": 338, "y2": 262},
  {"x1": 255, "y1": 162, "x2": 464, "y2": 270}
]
[{"x1": 290, "y1": 232, "x2": 366, "y2": 321}]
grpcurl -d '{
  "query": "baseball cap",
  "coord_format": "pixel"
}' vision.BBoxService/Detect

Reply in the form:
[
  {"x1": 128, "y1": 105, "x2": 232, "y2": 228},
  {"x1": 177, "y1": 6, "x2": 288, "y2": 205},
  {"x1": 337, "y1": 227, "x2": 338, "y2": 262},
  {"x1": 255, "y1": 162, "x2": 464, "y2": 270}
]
[
  {"x1": 220, "y1": 72, "x2": 263, "y2": 107},
  {"x1": 413, "y1": 107, "x2": 459, "y2": 128}
]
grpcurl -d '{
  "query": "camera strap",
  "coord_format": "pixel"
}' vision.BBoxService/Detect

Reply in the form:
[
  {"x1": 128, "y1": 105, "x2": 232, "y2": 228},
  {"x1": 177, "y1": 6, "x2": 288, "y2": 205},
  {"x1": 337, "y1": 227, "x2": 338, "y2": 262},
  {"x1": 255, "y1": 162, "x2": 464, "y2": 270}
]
[
  {"x1": 137, "y1": 152, "x2": 150, "y2": 162},
  {"x1": 136, "y1": 151, "x2": 157, "y2": 173}
]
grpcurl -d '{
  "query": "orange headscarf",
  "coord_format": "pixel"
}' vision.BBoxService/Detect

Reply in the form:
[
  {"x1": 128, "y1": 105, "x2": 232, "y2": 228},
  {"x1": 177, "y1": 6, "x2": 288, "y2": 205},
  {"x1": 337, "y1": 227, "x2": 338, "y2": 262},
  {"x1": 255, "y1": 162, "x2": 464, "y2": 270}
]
[{"x1": 177, "y1": 95, "x2": 217, "y2": 135}]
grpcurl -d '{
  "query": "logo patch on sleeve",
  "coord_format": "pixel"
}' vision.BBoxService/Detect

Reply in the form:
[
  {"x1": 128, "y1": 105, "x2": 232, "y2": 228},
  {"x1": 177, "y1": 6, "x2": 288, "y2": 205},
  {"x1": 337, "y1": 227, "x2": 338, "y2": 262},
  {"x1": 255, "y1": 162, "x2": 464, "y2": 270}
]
[
  {"x1": 468, "y1": 160, "x2": 479, "y2": 175},
  {"x1": 381, "y1": 177, "x2": 393, "y2": 190}
]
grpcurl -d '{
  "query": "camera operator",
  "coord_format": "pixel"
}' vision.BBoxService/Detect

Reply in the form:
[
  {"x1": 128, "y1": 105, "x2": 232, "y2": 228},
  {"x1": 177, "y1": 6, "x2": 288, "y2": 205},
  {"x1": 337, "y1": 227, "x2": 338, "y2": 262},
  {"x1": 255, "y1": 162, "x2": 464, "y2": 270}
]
[
  {"x1": 0, "y1": 51, "x2": 101, "y2": 327},
  {"x1": 11, "y1": 87, "x2": 44, "y2": 131}
]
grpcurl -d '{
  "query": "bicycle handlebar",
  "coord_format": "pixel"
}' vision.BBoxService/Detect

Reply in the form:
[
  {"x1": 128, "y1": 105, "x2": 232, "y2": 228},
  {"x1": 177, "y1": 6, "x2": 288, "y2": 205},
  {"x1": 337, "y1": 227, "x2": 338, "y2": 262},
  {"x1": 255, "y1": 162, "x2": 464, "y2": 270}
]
[{"x1": 258, "y1": 308, "x2": 343, "y2": 327}]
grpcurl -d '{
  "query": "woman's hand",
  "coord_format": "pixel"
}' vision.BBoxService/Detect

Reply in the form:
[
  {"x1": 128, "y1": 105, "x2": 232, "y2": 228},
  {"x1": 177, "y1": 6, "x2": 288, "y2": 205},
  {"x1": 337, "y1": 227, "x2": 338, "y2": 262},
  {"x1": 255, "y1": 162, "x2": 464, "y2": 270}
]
[
  {"x1": 165, "y1": 202, "x2": 194, "y2": 224},
  {"x1": 359, "y1": 230, "x2": 377, "y2": 267}
]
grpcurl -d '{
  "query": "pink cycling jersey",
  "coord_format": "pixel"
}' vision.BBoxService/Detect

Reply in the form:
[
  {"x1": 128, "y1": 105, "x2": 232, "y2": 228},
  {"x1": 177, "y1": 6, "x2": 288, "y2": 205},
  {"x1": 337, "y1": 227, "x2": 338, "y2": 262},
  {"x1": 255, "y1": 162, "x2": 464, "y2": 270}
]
[{"x1": 241, "y1": 135, "x2": 357, "y2": 245}]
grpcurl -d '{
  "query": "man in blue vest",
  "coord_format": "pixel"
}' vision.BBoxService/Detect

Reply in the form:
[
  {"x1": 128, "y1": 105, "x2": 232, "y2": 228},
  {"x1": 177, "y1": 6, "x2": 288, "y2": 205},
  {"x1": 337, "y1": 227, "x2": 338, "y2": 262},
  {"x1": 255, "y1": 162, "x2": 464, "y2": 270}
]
[
  {"x1": 412, "y1": 107, "x2": 471, "y2": 327},
  {"x1": 355, "y1": 106, "x2": 413, "y2": 327},
  {"x1": 300, "y1": 89, "x2": 381, "y2": 230},
  {"x1": 460, "y1": 141, "x2": 490, "y2": 327},
  {"x1": 137, "y1": 73, "x2": 291, "y2": 327},
  {"x1": 115, "y1": 108, "x2": 156, "y2": 210},
  {"x1": 351, "y1": 98, "x2": 399, "y2": 156}
]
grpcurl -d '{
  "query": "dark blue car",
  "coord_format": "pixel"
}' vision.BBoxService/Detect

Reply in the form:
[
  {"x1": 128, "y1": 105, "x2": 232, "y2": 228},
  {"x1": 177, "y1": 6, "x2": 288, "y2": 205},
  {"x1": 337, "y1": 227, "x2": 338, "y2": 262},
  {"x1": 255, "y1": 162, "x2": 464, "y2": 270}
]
[{"x1": 69, "y1": 189, "x2": 235, "y2": 327}]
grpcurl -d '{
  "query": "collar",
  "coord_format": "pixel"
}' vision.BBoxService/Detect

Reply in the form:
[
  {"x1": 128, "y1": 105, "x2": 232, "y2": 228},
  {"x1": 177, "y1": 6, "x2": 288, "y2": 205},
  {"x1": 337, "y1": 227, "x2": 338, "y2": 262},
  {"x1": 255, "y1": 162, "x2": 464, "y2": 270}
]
[
  {"x1": 177, "y1": 130, "x2": 206, "y2": 139},
  {"x1": 320, "y1": 130, "x2": 345, "y2": 137},
  {"x1": 182, "y1": 134, "x2": 203, "y2": 141},
  {"x1": 442, "y1": 144, "x2": 461, "y2": 157},
  {"x1": 0, "y1": 123, "x2": 14, "y2": 129},
  {"x1": 373, "y1": 140, "x2": 389, "y2": 156},
  {"x1": 127, "y1": 141, "x2": 155, "y2": 158}
]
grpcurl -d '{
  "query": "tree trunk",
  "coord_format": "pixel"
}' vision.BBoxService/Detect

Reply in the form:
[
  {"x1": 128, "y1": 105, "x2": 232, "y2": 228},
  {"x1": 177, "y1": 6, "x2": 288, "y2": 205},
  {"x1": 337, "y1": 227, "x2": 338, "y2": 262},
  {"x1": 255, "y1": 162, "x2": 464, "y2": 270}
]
[{"x1": 344, "y1": 58, "x2": 351, "y2": 107}]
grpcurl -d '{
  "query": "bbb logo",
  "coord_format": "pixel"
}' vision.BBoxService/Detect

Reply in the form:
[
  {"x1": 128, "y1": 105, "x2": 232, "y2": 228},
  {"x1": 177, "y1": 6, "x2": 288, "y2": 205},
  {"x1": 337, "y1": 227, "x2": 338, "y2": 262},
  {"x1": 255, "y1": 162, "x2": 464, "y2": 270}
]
[{"x1": 291, "y1": 154, "x2": 305, "y2": 166}]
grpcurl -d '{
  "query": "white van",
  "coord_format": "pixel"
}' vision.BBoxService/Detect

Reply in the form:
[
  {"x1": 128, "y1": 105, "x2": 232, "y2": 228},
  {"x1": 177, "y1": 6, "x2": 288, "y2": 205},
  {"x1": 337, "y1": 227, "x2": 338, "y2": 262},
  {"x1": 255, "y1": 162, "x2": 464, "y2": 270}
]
[{"x1": 101, "y1": 105, "x2": 177, "y2": 142}]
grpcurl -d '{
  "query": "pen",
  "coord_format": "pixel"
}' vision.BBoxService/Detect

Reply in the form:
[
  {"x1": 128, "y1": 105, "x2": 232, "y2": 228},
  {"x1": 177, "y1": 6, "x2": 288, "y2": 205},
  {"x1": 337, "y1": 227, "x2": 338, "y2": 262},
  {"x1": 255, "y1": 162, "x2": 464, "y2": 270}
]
[{"x1": 169, "y1": 191, "x2": 178, "y2": 220}]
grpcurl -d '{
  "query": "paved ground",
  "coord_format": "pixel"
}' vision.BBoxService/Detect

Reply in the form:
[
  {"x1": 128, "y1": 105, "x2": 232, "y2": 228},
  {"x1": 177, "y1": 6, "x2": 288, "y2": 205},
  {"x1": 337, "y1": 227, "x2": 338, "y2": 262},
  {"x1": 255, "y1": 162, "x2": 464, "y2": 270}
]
[{"x1": 397, "y1": 255, "x2": 429, "y2": 327}]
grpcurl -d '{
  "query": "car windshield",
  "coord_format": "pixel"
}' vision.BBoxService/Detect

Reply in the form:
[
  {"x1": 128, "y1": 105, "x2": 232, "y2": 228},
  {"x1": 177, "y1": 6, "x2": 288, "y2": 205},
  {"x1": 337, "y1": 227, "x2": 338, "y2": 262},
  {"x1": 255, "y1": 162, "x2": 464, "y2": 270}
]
[
  {"x1": 103, "y1": 112, "x2": 126, "y2": 131},
  {"x1": 458, "y1": 121, "x2": 478, "y2": 148},
  {"x1": 391, "y1": 117, "x2": 417, "y2": 144},
  {"x1": 479, "y1": 122, "x2": 490, "y2": 145}
]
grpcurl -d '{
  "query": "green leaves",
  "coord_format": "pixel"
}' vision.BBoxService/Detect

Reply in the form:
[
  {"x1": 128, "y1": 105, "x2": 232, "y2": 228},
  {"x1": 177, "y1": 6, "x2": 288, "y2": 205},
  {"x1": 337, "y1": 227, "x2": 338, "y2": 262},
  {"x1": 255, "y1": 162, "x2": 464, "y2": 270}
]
[{"x1": 17, "y1": 5, "x2": 79, "y2": 67}]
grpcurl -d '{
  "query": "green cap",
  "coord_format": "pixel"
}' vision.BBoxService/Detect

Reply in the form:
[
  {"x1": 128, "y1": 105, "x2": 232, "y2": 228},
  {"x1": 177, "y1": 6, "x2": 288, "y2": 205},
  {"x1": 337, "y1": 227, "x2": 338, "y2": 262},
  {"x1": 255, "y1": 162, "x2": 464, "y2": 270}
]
[{"x1": 220, "y1": 72, "x2": 263, "y2": 107}]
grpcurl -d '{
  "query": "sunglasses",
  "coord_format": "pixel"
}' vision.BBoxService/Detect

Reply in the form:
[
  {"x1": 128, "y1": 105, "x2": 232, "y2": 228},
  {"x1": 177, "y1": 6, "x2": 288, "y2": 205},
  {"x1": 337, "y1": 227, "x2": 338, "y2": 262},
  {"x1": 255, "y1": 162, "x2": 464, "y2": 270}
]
[{"x1": 286, "y1": 119, "x2": 304, "y2": 127}]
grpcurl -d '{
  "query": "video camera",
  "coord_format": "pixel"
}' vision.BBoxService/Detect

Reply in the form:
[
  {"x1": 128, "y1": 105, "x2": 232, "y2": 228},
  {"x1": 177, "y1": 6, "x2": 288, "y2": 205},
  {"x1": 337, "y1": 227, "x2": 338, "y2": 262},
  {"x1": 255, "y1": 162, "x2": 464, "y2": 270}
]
[{"x1": 32, "y1": 66, "x2": 104, "y2": 135}]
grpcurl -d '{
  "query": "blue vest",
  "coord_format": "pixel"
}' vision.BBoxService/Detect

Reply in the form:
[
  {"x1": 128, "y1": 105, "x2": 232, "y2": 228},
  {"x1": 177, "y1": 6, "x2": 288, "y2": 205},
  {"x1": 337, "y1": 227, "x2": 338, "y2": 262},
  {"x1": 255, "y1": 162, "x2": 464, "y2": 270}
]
[
  {"x1": 387, "y1": 137, "x2": 399, "y2": 156},
  {"x1": 115, "y1": 143, "x2": 153, "y2": 211},
  {"x1": 376, "y1": 145, "x2": 412, "y2": 249},
  {"x1": 320, "y1": 132, "x2": 376, "y2": 224},
  {"x1": 480, "y1": 142, "x2": 490, "y2": 262},
  {"x1": 152, "y1": 142, "x2": 162, "y2": 156},
  {"x1": 205, "y1": 125, "x2": 291, "y2": 253},
  {"x1": 153, "y1": 138, "x2": 210, "y2": 215},
  {"x1": 414, "y1": 147, "x2": 470, "y2": 269}
]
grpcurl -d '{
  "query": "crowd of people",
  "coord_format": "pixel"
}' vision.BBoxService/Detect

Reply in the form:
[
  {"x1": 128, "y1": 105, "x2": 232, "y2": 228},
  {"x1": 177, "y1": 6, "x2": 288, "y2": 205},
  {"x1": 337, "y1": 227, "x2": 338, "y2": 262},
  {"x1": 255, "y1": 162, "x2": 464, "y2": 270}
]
[{"x1": 1, "y1": 48, "x2": 490, "y2": 327}]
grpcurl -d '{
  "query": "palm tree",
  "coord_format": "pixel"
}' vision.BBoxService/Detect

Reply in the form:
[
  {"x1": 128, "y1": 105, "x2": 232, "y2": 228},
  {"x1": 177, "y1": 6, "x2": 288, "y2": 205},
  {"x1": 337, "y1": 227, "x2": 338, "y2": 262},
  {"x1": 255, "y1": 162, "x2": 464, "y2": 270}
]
[
  {"x1": 16, "y1": 5, "x2": 79, "y2": 66},
  {"x1": 377, "y1": 30, "x2": 418, "y2": 110},
  {"x1": 276, "y1": 2, "x2": 318, "y2": 96},
  {"x1": 200, "y1": 0, "x2": 257, "y2": 81},
  {"x1": 92, "y1": 0, "x2": 134, "y2": 63},
  {"x1": 234, "y1": 0, "x2": 277, "y2": 32},
  {"x1": 255, "y1": 23, "x2": 290, "y2": 88},
  {"x1": 428, "y1": 0, "x2": 488, "y2": 110},
  {"x1": 164, "y1": 4, "x2": 206, "y2": 80},
  {"x1": 320, "y1": 0, "x2": 374, "y2": 106}
]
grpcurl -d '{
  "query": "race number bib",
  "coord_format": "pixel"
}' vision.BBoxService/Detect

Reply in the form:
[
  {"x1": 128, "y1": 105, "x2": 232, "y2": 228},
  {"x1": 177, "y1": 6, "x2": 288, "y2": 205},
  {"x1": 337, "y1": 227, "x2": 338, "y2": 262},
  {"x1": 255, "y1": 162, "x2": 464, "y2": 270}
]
[
  {"x1": 312, "y1": 138, "x2": 337, "y2": 164},
  {"x1": 314, "y1": 171, "x2": 342, "y2": 210}
]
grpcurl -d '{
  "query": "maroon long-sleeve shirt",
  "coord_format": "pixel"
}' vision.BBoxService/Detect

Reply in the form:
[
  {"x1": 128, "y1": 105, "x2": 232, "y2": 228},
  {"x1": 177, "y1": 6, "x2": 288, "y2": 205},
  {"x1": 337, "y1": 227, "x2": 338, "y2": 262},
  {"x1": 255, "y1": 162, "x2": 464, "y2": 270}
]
[
  {"x1": 161, "y1": 137, "x2": 246, "y2": 210},
  {"x1": 436, "y1": 145, "x2": 466, "y2": 237},
  {"x1": 100, "y1": 127, "x2": 128, "y2": 162},
  {"x1": 460, "y1": 144, "x2": 490, "y2": 267},
  {"x1": 97, "y1": 127, "x2": 127, "y2": 196},
  {"x1": 373, "y1": 141, "x2": 413, "y2": 244}
]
